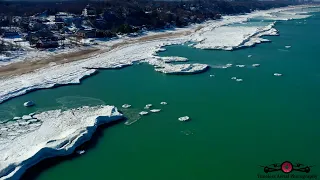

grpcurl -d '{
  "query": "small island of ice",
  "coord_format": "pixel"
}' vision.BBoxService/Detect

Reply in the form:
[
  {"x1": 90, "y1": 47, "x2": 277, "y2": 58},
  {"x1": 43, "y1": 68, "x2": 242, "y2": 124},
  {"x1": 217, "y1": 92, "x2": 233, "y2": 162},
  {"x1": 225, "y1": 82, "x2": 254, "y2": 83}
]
[
  {"x1": 155, "y1": 63, "x2": 209, "y2": 75},
  {"x1": 178, "y1": 116, "x2": 190, "y2": 122},
  {"x1": 139, "y1": 111, "x2": 149, "y2": 116},
  {"x1": 274, "y1": 73, "x2": 282, "y2": 76},
  {"x1": 23, "y1": 101, "x2": 35, "y2": 107},
  {"x1": 122, "y1": 104, "x2": 131, "y2": 108},
  {"x1": 150, "y1": 109, "x2": 161, "y2": 113}
]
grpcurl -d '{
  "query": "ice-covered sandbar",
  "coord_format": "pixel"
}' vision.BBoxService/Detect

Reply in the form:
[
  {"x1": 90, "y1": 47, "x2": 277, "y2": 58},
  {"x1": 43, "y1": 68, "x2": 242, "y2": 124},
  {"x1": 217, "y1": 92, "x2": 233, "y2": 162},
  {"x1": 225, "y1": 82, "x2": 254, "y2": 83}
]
[{"x1": 0, "y1": 105, "x2": 123, "y2": 180}]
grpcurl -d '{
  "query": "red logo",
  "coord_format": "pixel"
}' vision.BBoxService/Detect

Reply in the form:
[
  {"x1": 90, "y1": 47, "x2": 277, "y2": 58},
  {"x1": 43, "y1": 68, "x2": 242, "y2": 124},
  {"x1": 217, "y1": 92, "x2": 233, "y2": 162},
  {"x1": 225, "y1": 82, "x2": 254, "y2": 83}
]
[{"x1": 281, "y1": 161, "x2": 293, "y2": 173}]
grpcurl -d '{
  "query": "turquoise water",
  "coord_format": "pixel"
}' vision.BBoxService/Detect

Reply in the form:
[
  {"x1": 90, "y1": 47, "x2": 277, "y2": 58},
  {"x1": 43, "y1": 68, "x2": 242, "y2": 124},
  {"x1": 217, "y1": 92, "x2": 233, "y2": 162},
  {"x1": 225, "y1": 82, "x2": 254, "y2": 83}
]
[{"x1": 1, "y1": 12, "x2": 320, "y2": 180}]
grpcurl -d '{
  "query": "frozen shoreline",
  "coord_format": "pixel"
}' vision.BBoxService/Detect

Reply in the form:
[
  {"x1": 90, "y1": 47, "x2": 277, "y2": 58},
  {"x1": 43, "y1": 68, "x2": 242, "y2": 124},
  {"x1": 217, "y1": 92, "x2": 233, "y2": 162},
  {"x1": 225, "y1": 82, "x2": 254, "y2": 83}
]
[
  {"x1": 0, "y1": 5, "x2": 318, "y2": 105},
  {"x1": 0, "y1": 105, "x2": 123, "y2": 180}
]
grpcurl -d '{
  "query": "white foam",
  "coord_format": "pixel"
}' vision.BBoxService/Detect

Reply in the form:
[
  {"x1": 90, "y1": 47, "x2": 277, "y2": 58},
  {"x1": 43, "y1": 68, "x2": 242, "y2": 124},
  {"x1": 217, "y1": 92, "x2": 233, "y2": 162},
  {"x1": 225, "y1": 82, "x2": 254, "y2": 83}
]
[{"x1": 0, "y1": 105, "x2": 122, "y2": 180}]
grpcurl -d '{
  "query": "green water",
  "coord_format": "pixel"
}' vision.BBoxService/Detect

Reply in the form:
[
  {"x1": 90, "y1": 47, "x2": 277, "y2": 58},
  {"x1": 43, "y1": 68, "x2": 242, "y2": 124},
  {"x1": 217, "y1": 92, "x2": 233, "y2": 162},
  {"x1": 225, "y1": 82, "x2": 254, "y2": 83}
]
[{"x1": 1, "y1": 12, "x2": 320, "y2": 180}]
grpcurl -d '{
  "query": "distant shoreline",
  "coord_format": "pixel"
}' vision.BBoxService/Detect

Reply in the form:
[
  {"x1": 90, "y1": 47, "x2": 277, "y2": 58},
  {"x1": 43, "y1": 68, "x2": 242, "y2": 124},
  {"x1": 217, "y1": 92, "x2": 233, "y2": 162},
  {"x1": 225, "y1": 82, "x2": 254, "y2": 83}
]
[{"x1": 0, "y1": 30, "x2": 192, "y2": 78}]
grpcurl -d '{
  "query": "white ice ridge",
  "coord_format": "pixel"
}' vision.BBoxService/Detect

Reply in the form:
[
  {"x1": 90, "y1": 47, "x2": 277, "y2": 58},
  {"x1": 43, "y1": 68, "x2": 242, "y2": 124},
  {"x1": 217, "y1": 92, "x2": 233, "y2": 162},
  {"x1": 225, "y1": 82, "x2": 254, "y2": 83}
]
[{"x1": 0, "y1": 105, "x2": 123, "y2": 180}]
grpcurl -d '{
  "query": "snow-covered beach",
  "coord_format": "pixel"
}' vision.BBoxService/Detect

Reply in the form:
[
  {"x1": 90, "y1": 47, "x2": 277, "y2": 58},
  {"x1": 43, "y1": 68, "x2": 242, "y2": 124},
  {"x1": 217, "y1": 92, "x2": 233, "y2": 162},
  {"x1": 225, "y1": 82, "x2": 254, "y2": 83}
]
[{"x1": 0, "y1": 4, "x2": 319, "y2": 180}]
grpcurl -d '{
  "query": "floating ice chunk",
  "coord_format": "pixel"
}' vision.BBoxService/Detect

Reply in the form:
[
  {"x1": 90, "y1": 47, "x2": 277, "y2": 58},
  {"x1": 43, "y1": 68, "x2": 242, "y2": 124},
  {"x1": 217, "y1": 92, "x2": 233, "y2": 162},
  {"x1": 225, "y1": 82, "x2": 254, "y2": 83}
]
[
  {"x1": 159, "y1": 56, "x2": 188, "y2": 63},
  {"x1": 13, "y1": 117, "x2": 21, "y2": 120},
  {"x1": 178, "y1": 116, "x2": 190, "y2": 122},
  {"x1": 155, "y1": 63, "x2": 208, "y2": 74},
  {"x1": 274, "y1": 73, "x2": 282, "y2": 76},
  {"x1": 23, "y1": 101, "x2": 35, "y2": 107},
  {"x1": 158, "y1": 48, "x2": 166, "y2": 52},
  {"x1": 29, "y1": 113, "x2": 36, "y2": 116},
  {"x1": 236, "y1": 79, "x2": 243, "y2": 82},
  {"x1": 248, "y1": 55, "x2": 252, "y2": 58},
  {"x1": 226, "y1": 64, "x2": 233, "y2": 67},
  {"x1": 209, "y1": 74, "x2": 215, "y2": 77},
  {"x1": 139, "y1": 111, "x2": 149, "y2": 116},
  {"x1": 22, "y1": 115, "x2": 33, "y2": 120},
  {"x1": 122, "y1": 104, "x2": 131, "y2": 108},
  {"x1": 144, "y1": 104, "x2": 152, "y2": 109},
  {"x1": 150, "y1": 109, "x2": 161, "y2": 113},
  {"x1": 76, "y1": 150, "x2": 85, "y2": 155},
  {"x1": 285, "y1": 46, "x2": 291, "y2": 49},
  {"x1": 236, "y1": 65, "x2": 245, "y2": 68},
  {"x1": 160, "y1": 102, "x2": 167, "y2": 105},
  {"x1": 231, "y1": 77, "x2": 237, "y2": 80},
  {"x1": 252, "y1": 64, "x2": 260, "y2": 67}
]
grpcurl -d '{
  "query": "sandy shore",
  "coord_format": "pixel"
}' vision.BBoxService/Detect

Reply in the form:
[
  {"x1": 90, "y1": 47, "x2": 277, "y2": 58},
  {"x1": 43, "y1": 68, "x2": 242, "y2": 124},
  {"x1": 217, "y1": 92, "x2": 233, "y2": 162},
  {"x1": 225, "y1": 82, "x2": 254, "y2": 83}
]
[{"x1": 0, "y1": 30, "x2": 191, "y2": 78}]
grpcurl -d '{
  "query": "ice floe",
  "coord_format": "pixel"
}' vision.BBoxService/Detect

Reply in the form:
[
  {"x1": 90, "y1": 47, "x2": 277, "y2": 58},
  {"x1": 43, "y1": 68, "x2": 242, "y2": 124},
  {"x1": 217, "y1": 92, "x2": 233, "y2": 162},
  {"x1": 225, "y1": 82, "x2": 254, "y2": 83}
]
[
  {"x1": 274, "y1": 73, "x2": 282, "y2": 76},
  {"x1": 178, "y1": 116, "x2": 190, "y2": 122},
  {"x1": 252, "y1": 64, "x2": 260, "y2": 67},
  {"x1": 236, "y1": 79, "x2": 243, "y2": 82},
  {"x1": 122, "y1": 104, "x2": 131, "y2": 108},
  {"x1": 139, "y1": 111, "x2": 149, "y2": 116},
  {"x1": 285, "y1": 45, "x2": 291, "y2": 49},
  {"x1": 23, "y1": 101, "x2": 35, "y2": 107},
  {"x1": 160, "y1": 102, "x2": 167, "y2": 105},
  {"x1": 209, "y1": 74, "x2": 215, "y2": 77},
  {"x1": 154, "y1": 63, "x2": 209, "y2": 74},
  {"x1": 157, "y1": 56, "x2": 188, "y2": 63},
  {"x1": 22, "y1": 115, "x2": 32, "y2": 120},
  {"x1": 248, "y1": 55, "x2": 252, "y2": 58},
  {"x1": 236, "y1": 65, "x2": 246, "y2": 68},
  {"x1": 150, "y1": 109, "x2": 161, "y2": 113},
  {"x1": 76, "y1": 150, "x2": 85, "y2": 155},
  {"x1": 231, "y1": 77, "x2": 237, "y2": 80},
  {"x1": 0, "y1": 105, "x2": 123, "y2": 180}
]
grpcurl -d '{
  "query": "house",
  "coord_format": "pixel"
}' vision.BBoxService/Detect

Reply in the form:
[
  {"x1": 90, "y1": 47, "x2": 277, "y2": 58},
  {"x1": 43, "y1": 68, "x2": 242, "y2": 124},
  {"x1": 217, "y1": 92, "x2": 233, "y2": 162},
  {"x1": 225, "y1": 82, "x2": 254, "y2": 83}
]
[
  {"x1": 82, "y1": 5, "x2": 96, "y2": 17},
  {"x1": 36, "y1": 39, "x2": 59, "y2": 49},
  {"x1": 76, "y1": 29, "x2": 96, "y2": 38},
  {"x1": 0, "y1": 27, "x2": 20, "y2": 38}
]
